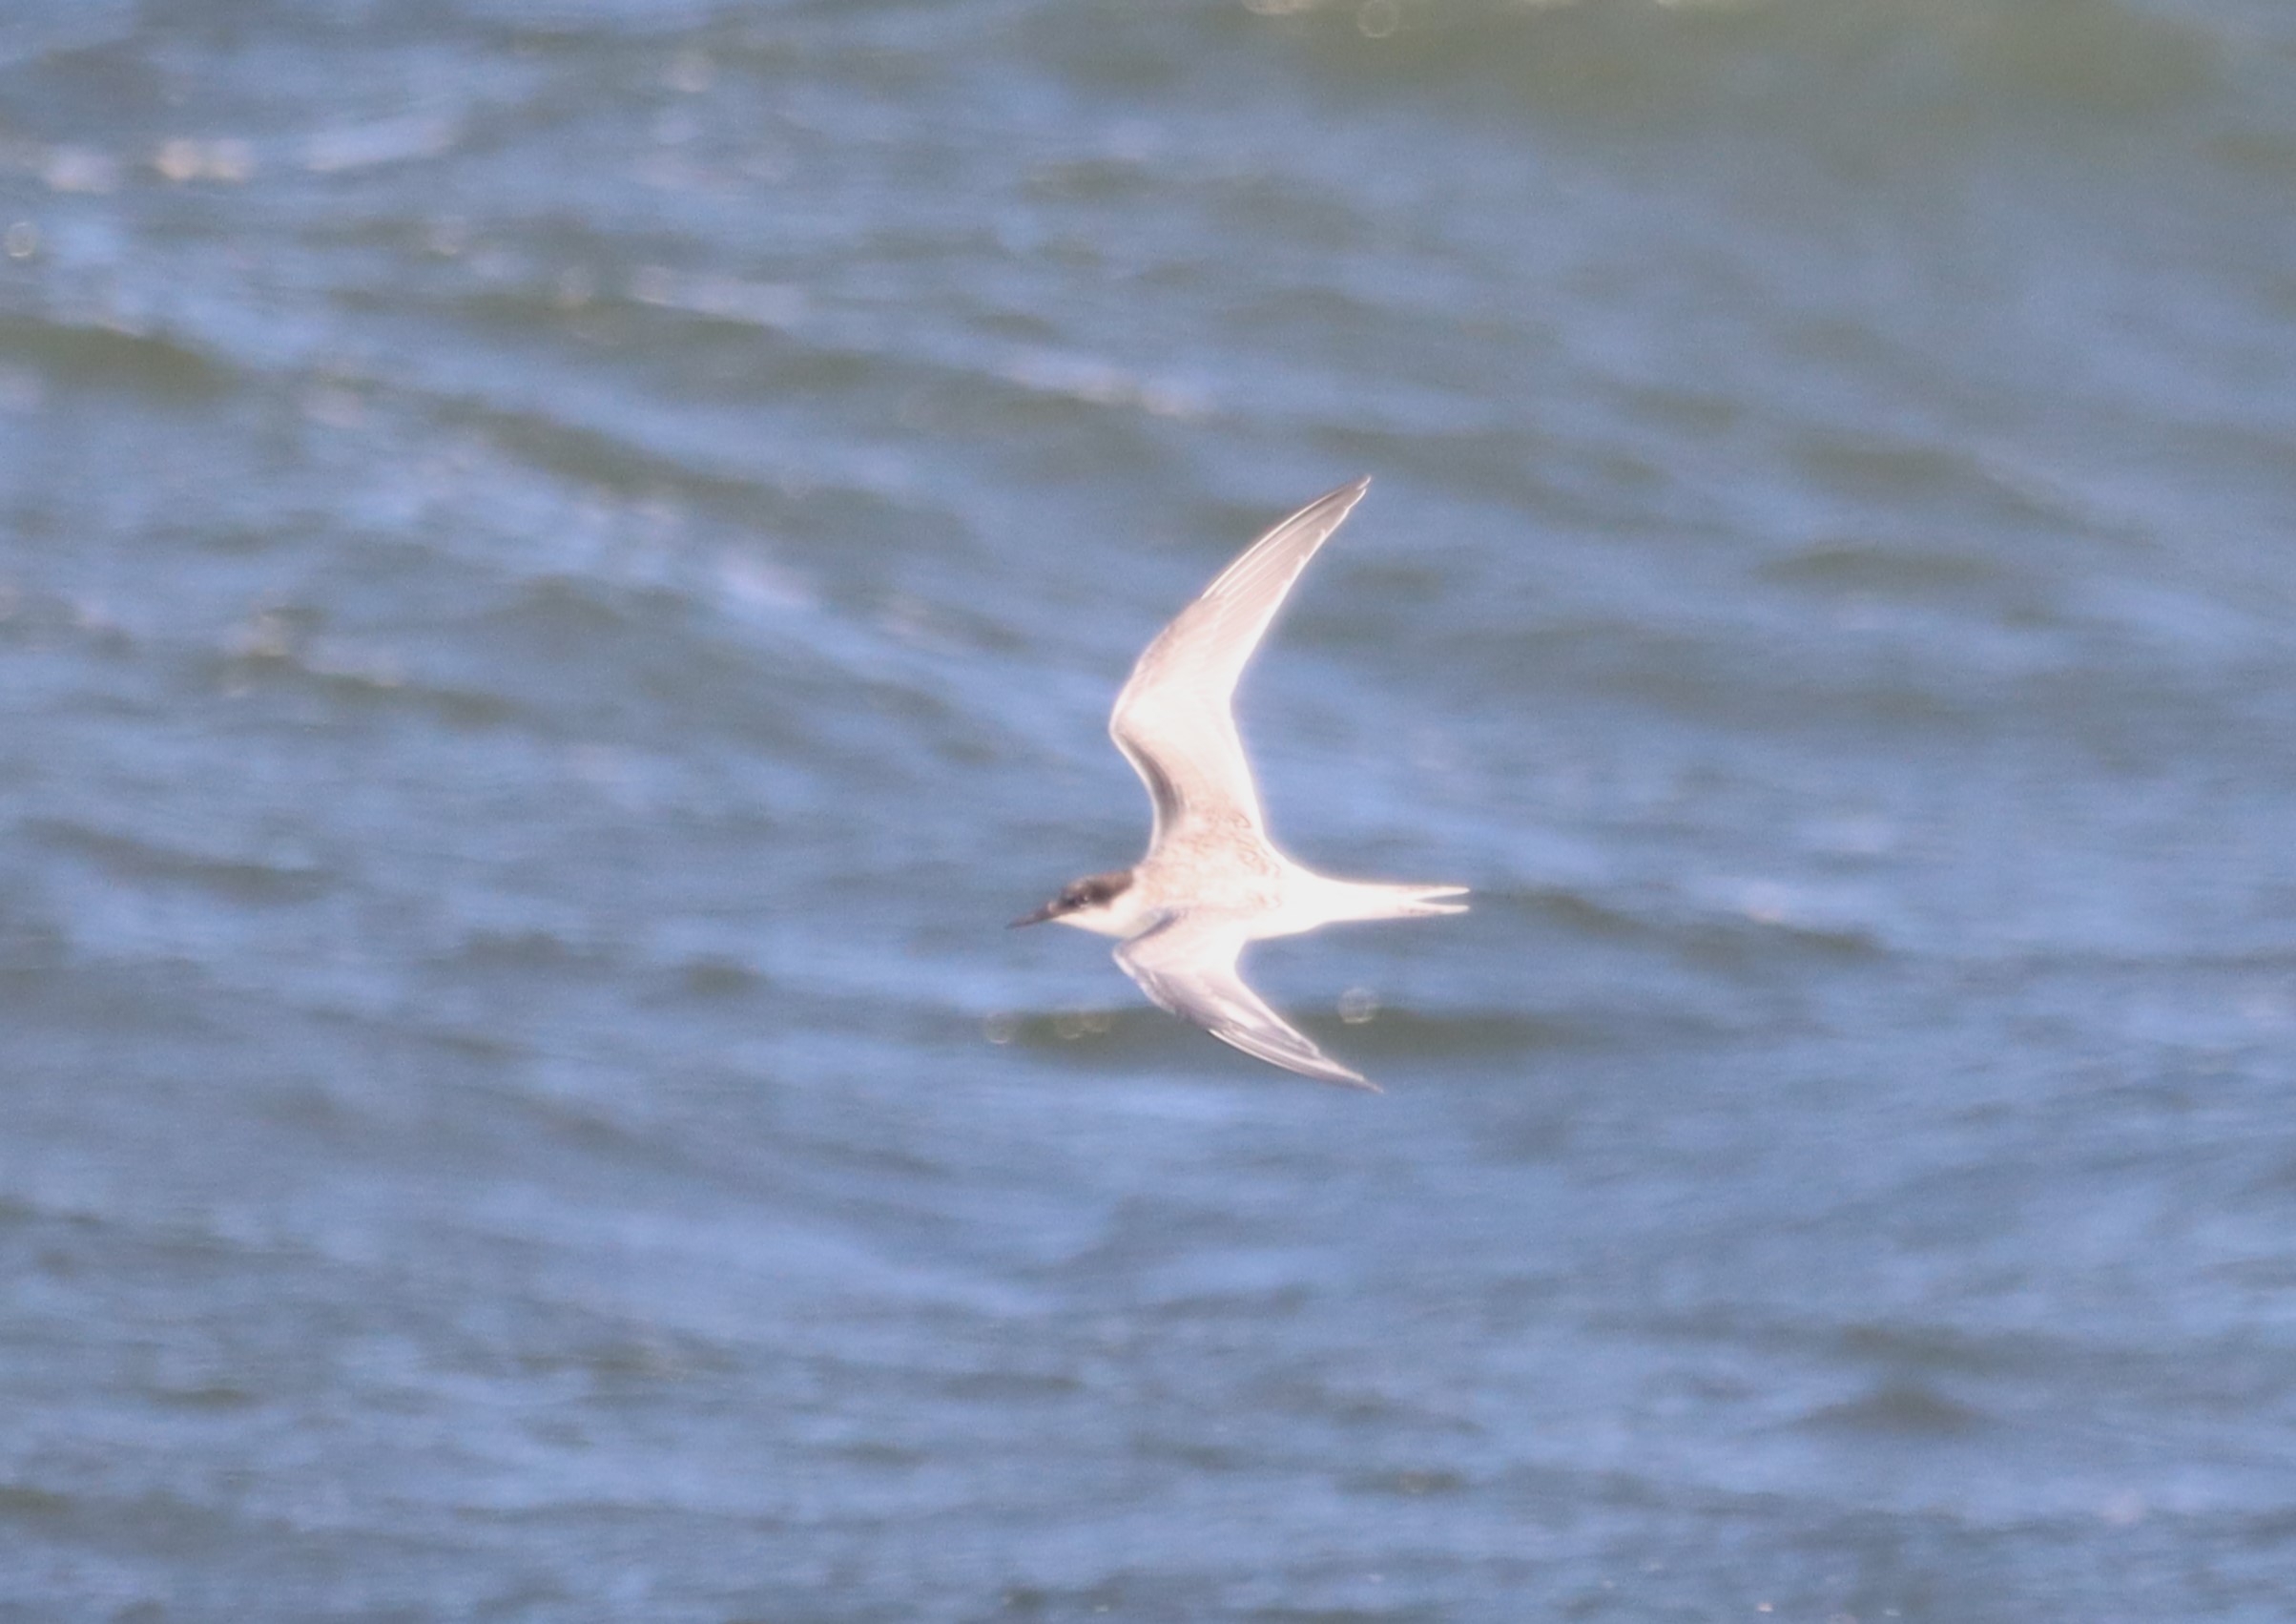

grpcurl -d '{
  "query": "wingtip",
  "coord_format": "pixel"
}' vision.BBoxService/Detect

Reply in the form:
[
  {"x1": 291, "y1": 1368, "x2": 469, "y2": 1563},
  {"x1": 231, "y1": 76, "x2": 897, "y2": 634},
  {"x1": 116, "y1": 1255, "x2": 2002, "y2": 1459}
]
[
  {"x1": 1306, "y1": 475, "x2": 1372, "y2": 510},
  {"x1": 1299, "y1": 1054, "x2": 1378, "y2": 1092}
]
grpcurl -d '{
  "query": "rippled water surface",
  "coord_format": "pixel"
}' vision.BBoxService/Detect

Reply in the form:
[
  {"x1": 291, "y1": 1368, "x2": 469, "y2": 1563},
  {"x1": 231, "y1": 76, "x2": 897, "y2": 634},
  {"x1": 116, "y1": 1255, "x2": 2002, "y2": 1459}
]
[{"x1": 4, "y1": 1, "x2": 2296, "y2": 1619}]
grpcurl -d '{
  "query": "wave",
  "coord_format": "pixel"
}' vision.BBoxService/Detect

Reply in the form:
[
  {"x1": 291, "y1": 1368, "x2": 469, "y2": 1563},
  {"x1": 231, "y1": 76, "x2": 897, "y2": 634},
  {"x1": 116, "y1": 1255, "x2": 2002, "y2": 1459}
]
[{"x1": 1216, "y1": 0, "x2": 2261, "y2": 130}]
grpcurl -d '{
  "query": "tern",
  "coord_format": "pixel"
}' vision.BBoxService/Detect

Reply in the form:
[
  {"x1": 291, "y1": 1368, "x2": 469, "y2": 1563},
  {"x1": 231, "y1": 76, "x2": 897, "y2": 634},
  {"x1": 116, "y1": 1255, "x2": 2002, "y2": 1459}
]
[{"x1": 1012, "y1": 477, "x2": 1467, "y2": 1090}]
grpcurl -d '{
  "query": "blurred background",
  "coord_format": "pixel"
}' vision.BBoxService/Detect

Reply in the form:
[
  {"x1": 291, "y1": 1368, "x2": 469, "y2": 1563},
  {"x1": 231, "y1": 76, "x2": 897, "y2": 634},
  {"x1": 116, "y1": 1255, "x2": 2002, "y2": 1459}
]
[{"x1": 3, "y1": 0, "x2": 2294, "y2": 1618}]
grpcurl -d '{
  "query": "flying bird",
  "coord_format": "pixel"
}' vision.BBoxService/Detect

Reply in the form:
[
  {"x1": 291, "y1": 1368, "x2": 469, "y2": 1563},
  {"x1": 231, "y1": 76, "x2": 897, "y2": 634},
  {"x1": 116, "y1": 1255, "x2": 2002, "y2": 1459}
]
[{"x1": 1012, "y1": 478, "x2": 1466, "y2": 1090}]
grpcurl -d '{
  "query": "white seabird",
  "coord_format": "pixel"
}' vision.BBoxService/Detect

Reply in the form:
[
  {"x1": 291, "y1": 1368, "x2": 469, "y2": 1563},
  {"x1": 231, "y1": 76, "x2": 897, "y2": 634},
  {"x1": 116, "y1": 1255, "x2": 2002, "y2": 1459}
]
[{"x1": 1012, "y1": 477, "x2": 1467, "y2": 1090}]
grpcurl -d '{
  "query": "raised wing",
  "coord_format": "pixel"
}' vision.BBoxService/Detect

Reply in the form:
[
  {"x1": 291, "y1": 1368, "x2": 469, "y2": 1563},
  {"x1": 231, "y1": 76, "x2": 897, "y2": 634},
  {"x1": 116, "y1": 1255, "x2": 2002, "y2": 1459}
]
[
  {"x1": 1115, "y1": 918, "x2": 1376, "y2": 1091},
  {"x1": 1110, "y1": 478, "x2": 1371, "y2": 849}
]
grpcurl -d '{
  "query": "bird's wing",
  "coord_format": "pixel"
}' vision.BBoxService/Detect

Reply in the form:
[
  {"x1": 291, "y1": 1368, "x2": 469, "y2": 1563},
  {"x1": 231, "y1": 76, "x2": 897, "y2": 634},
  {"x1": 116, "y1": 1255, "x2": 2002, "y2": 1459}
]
[
  {"x1": 1115, "y1": 917, "x2": 1376, "y2": 1091},
  {"x1": 1109, "y1": 478, "x2": 1371, "y2": 848}
]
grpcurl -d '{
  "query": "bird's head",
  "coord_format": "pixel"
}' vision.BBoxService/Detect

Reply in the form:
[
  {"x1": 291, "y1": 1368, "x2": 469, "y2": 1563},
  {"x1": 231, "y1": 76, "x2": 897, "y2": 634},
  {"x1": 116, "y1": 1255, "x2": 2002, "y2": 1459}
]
[{"x1": 1010, "y1": 868, "x2": 1139, "y2": 936}]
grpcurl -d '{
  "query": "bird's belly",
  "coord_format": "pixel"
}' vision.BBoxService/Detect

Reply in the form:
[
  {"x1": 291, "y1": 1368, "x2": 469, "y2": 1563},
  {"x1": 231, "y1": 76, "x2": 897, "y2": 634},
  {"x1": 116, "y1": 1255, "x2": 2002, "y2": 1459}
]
[{"x1": 1134, "y1": 849, "x2": 1287, "y2": 929}]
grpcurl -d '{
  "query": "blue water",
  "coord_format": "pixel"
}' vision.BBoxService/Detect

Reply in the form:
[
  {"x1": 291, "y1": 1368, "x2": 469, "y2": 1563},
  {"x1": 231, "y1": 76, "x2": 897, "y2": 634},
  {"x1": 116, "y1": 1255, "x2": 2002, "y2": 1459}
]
[{"x1": 3, "y1": 1, "x2": 2295, "y2": 1618}]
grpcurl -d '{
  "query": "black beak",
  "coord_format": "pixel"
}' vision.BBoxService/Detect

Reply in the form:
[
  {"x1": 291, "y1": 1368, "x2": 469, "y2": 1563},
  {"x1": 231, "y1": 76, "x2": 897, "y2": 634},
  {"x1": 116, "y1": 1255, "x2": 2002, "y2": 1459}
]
[{"x1": 1008, "y1": 902, "x2": 1058, "y2": 928}]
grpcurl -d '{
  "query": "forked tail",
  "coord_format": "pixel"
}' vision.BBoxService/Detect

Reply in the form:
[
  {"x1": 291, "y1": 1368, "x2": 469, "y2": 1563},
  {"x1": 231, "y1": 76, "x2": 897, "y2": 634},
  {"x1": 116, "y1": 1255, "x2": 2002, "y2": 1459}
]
[
  {"x1": 1371, "y1": 882, "x2": 1471, "y2": 920},
  {"x1": 1303, "y1": 877, "x2": 1471, "y2": 927}
]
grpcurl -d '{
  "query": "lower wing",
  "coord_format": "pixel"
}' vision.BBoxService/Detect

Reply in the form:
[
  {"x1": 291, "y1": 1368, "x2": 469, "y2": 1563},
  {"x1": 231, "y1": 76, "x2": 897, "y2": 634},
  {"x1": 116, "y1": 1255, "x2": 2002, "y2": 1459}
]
[{"x1": 1114, "y1": 920, "x2": 1375, "y2": 1091}]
